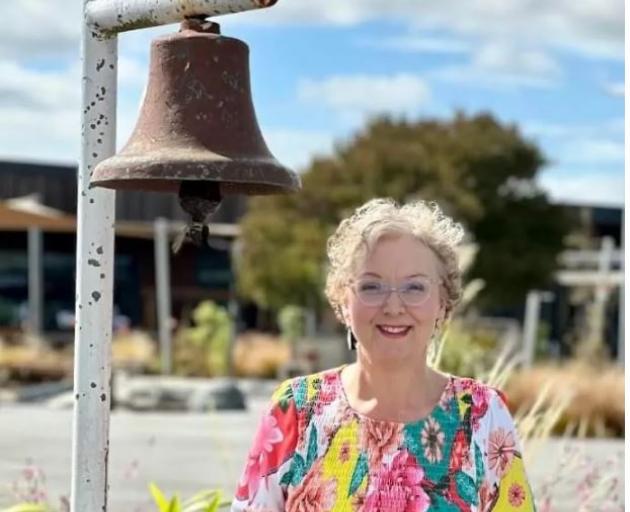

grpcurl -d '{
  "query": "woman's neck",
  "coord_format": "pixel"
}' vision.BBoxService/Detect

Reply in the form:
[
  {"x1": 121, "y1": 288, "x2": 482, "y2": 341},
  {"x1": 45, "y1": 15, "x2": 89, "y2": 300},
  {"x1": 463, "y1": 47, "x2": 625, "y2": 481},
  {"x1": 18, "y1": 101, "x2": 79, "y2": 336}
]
[{"x1": 341, "y1": 358, "x2": 446, "y2": 423}]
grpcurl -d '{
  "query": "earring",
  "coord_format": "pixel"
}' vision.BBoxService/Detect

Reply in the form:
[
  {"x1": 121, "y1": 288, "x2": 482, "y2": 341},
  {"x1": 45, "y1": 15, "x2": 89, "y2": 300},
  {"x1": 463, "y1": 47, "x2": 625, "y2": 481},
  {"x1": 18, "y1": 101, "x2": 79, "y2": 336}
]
[{"x1": 346, "y1": 329, "x2": 357, "y2": 351}]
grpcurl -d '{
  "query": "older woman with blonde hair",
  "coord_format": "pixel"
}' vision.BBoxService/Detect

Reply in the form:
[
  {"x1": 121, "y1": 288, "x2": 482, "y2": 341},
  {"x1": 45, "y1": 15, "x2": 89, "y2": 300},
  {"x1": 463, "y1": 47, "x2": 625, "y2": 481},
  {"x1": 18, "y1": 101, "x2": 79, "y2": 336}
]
[{"x1": 232, "y1": 198, "x2": 535, "y2": 512}]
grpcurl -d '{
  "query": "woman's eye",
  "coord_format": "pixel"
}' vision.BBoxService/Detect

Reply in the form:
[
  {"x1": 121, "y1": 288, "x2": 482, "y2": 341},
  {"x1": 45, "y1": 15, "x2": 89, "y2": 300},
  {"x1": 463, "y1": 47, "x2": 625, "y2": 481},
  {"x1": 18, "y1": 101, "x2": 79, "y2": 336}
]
[
  {"x1": 359, "y1": 282, "x2": 383, "y2": 292},
  {"x1": 405, "y1": 282, "x2": 427, "y2": 292}
]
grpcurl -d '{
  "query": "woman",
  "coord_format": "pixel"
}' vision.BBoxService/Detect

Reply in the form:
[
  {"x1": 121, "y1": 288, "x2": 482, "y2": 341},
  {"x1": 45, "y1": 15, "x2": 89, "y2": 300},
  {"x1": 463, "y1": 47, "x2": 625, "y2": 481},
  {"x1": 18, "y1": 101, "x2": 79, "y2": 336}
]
[{"x1": 232, "y1": 198, "x2": 536, "y2": 511}]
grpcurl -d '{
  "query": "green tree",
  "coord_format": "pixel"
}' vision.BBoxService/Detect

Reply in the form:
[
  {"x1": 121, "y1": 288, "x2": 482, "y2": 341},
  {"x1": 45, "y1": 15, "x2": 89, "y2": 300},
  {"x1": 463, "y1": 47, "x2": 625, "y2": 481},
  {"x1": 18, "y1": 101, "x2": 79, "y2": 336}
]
[{"x1": 237, "y1": 112, "x2": 572, "y2": 314}]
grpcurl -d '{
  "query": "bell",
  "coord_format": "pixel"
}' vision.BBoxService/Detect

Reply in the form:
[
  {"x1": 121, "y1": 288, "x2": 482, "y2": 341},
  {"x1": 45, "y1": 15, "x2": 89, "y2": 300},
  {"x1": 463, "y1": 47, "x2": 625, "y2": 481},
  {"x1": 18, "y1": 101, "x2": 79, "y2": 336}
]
[{"x1": 91, "y1": 18, "x2": 300, "y2": 248}]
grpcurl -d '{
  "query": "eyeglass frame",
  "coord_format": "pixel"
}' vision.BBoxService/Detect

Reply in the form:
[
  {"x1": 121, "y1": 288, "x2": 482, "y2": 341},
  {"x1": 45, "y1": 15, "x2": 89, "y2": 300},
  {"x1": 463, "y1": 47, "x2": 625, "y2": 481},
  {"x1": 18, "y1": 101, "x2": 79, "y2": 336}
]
[{"x1": 347, "y1": 275, "x2": 443, "y2": 308}]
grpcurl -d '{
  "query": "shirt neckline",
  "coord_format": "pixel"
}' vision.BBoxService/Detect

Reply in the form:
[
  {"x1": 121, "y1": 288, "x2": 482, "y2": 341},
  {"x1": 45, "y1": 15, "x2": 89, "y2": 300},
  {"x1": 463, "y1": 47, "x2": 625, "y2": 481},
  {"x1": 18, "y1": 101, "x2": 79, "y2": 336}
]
[{"x1": 334, "y1": 364, "x2": 455, "y2": 426}]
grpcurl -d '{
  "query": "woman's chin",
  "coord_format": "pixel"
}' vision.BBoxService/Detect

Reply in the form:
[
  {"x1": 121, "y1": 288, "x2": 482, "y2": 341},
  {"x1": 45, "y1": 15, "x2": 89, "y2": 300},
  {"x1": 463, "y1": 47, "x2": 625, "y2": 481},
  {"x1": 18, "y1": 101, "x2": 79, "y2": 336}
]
[{"x1": 362, "y1": 339, "x2": 424, "y2": 364}]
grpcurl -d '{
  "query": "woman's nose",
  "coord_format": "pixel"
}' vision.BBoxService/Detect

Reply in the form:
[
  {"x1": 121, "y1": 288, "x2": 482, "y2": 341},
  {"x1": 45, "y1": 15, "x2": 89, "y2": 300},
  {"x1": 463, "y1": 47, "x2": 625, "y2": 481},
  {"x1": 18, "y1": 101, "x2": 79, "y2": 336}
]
[{"x1": 382, "y1": 289, "x2": 405, "y2": 314}]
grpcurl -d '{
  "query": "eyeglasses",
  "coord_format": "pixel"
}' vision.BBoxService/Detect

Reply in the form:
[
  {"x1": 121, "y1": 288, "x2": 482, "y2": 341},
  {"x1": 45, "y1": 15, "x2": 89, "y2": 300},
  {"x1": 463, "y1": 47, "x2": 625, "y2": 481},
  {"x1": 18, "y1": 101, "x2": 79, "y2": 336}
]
[{"x1": 351, "y1": 276, "x2": 439, "y2": 307}]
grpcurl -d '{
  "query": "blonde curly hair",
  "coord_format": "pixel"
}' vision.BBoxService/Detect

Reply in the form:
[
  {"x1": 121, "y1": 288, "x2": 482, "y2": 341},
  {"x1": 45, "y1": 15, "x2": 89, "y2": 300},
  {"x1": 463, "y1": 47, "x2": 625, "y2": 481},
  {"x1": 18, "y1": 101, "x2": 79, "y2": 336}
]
[{"x1": 325, "y1": 198, "x2": 466, "y2": 326}]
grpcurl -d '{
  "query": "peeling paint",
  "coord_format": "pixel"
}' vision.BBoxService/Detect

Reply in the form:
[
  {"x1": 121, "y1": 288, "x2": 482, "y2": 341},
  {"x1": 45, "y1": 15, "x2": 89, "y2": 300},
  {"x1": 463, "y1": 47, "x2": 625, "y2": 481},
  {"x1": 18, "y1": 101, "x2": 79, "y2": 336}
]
[
  {"x1": 92, "y1": 291, "x2": 102, "y2": 302},
  {"x1": 88, "y1": 259, "x2": 101, "y2": 267},
  {"x1": 100, "y1": 17, "x2": 156, "y2": 38}
]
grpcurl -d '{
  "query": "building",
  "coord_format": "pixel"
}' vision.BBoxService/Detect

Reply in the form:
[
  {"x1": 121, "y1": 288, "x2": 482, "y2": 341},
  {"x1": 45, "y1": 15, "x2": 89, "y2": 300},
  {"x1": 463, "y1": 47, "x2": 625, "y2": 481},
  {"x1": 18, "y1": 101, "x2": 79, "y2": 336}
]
[{"x1": 0, "y1": 160, "x2": 246, "y2": 343}]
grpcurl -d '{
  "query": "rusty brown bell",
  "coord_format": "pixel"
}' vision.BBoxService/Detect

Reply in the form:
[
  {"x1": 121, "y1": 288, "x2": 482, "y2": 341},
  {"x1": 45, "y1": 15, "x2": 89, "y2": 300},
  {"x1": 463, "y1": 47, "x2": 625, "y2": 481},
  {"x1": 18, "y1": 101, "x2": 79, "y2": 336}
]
[{"x1": 91, "y1": 18, "x2": 300, "y2": 248}]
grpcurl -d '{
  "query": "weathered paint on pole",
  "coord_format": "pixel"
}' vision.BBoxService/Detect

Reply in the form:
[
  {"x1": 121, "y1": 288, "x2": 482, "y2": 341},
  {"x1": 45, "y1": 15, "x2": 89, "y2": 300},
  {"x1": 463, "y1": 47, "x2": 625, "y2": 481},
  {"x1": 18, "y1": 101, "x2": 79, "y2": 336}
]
[
  {"x1": 70, "y1": 4, "x2": 118, "y2": 510},
  {"x1": 154, "y1": 217, "x2": 172, "y2": 374},
  {"x1": 86, "y1": 0, "x2": 278, "y2": 35},
  {"x1": 27, "y1": 226, "x2": 43, "y2": 337}
]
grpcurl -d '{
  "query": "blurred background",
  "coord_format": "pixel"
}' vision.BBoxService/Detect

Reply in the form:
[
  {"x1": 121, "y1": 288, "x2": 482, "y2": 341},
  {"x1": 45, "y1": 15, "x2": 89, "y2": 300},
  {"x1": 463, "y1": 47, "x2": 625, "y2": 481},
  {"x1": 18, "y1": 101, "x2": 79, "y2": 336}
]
[{"x1": 0, "y1": 1, "x2": 624, "y2": 511}]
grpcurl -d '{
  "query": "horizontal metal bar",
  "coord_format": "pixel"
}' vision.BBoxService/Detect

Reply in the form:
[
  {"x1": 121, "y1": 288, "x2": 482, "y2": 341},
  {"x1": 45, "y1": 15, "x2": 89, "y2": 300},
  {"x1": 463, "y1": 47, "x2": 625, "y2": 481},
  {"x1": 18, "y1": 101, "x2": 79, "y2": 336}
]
[{"x1": 86, "y1": 0, "x2": 277, "y2": 35}]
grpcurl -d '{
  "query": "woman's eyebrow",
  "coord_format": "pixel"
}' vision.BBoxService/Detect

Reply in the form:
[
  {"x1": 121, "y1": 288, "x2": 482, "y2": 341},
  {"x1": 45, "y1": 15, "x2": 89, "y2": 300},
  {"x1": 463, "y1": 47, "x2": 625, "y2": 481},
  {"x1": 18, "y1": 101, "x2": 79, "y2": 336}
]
[{"x1": 359, "y1": 272, "x2": 431, "y2": 278}]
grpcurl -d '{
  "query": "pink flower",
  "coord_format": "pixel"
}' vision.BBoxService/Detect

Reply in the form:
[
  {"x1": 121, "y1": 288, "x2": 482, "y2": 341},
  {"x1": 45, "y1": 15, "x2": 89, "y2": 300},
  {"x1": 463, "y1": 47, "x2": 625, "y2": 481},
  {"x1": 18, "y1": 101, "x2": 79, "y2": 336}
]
[
  {"x1": 286, "y1": 460, "x2": 336, "y2": 512},
  {"x1": 471, "y1": 384, "x2": 489, "y2": 430},
  {"x1": 487, "y1": 427, "x2": 516, "y2": 476},
  {"x1": 421, "y1": 417, "x2": 445, "y2": 464},
  {"x1": 508, "y1": 483, "x2": 526, "y2": 507},
  {"x1": 236, "y1": 401, "x2": 298, "y2": 501},
  {"x1": 239, "y1": 413, "x2": 284, "y2": 497},
  {"x1": 361, "y1": 451, "x2": 430, "y2": 512},
  {"x1": 360, "y1": 420, "x2": 403, "y2": 466}
]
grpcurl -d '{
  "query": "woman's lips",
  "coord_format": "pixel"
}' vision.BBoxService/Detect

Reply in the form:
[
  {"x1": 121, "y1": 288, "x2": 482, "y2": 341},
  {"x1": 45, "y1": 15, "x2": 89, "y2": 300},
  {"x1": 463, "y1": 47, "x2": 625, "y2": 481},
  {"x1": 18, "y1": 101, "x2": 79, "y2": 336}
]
[{"x1": 376, "y1": 325, "x2": 412, "y2": 338}]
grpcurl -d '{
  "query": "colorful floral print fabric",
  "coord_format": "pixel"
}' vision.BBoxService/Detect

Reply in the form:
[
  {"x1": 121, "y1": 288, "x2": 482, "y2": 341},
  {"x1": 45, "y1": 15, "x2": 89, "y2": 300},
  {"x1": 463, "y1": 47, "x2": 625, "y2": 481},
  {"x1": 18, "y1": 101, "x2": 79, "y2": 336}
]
[{"x1": 232, "y1": 367, "x2": 536, "y2": 512}]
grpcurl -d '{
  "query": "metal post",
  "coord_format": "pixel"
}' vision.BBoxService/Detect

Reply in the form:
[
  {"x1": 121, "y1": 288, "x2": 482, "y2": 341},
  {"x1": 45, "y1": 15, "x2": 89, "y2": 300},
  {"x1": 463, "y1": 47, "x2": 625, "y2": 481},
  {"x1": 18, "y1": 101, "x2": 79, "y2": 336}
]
[
  {"x1": 70, "y1": 6, "x2": 118, "y2": 511},
  {"x1": 522, "y1": 290, "x2": 541, "y2": 367},
  {"x1": 590, "y1": 236, "x2": 614, "y2": 351},
  {"x1": 27, "y1": 227, "x2": 43, "y2": 338},
  {"x1": 154, "y1": 218, "x2": 172, "y2": 374}
]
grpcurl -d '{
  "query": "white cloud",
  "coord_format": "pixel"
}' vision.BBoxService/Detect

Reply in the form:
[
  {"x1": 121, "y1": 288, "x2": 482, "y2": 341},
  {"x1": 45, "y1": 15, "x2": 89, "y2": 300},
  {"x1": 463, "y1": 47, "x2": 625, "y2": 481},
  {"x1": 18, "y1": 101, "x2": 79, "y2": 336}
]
[
  {"x1": 0, "y1": 56, "x2": 146, "y2": 163},
  {"x1": 0, "y1": 0, "x2": 623, "y2": 65},
  {"x1": 263, "y1": 128, "x2": 336, "y2": 172},
  {"x1": 434, "y1": 44, "x2": 561, "y2": 89},
  {"x1": 539, "y1": 169, "x2": 624, "y2": 207},
  {"x1": 603, "y1": 81, "x2": 624, "y2": 97},
  {"x1": 298, "y1": 73, "x2": 430, "y2": 119},
  {"x1": 523, "y1": 118, "x2": 624, "y2": 139},
  {"x1": 229, "y1": 0, "x2": 623, "y2": 59},
  {"x1": 560, "y1": 140, "x2": 625, "y2": 164},
  {"x1": 0, "y1": 1, "x2": 79, "y2": 60},
  {"x1": 359, "y1": 35, "x2": 470, "y2": 54}
]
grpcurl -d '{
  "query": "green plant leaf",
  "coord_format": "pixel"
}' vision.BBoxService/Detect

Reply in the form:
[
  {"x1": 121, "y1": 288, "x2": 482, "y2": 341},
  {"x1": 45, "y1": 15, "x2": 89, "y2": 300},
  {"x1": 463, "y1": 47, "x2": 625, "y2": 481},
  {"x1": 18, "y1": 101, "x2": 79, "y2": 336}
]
[
  {"x1": 181, "y1": 489, "x2": 223, "y2": 512},
  {"x1": 149, "y1": 482, "x2": 171, "y2": 512},
  {"x1": 1, "y1": 505, "x2": 51, "y2": 512},
  {"x1": 168, "y1": 494, "x2": 181, "y2": 512}
]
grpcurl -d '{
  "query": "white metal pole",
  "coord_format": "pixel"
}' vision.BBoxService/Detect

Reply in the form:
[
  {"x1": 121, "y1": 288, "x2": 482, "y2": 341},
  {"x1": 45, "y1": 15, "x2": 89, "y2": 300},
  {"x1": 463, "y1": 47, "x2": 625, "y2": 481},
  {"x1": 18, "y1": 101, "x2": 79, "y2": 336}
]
[
  {"x1": 154, "y1": 217, "x2": 172, "y2": 374},
  {"x1": 522, "y1": 290, "x2": 541, "y2": 367},
  {"x1": 70, "y1": 5, "x2": 118, "y2": 510},
  {"x1": 27, "y1": 227, "x2": 43, "y2": 338}
]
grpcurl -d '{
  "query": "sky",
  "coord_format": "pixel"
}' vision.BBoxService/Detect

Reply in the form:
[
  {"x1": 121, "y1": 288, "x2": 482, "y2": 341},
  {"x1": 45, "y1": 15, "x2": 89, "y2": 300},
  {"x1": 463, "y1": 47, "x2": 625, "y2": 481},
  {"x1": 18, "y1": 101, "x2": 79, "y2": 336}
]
[{"x1": 0, "y1": 0, "x2": 624, "y2": 207}]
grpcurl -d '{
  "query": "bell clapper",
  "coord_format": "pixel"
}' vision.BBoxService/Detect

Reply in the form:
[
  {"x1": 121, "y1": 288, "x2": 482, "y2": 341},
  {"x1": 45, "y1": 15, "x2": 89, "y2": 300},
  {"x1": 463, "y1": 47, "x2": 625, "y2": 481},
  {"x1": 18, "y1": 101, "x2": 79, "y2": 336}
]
[{"x1": 172, "y1": 181, "x2": 223, "y2": 253}]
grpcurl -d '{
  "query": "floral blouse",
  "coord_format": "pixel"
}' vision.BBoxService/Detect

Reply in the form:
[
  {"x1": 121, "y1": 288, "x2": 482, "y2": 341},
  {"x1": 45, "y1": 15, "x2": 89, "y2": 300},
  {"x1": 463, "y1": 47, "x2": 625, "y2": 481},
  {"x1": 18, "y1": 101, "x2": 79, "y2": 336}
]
[{"x1": 231, "y1": 366, "x2": 536, "y2": 512}]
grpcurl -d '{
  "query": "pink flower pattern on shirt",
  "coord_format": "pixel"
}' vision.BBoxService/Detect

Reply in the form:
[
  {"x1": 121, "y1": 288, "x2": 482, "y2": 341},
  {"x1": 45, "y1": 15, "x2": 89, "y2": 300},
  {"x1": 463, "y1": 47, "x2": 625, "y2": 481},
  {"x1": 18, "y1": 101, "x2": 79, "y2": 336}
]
[{"x1": 362, "y1": 451, "x2": 431, "y2": 512}]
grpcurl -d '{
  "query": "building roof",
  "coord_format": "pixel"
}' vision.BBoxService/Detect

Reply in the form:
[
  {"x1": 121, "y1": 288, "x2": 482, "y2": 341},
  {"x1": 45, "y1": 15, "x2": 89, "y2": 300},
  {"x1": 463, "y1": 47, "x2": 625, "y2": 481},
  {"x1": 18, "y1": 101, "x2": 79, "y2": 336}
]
[{"x1": 0, "y1": 160, "x2": 247, "y2": 224}]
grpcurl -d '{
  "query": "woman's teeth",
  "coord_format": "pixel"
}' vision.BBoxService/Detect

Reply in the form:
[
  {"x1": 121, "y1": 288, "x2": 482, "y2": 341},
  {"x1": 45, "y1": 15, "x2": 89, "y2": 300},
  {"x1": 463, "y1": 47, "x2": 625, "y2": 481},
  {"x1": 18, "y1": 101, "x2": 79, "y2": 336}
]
[{"x1": 377, "y1": 325, "x2": 411, "y2": 336}]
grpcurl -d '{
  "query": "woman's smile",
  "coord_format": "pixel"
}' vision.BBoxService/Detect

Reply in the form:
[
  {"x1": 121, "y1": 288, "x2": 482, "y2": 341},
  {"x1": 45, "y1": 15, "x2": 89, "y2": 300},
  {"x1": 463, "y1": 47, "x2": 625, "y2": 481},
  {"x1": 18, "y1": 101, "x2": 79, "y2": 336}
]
[{"x1": 375, "y1": 324, "x2": 413, "y2": 338}]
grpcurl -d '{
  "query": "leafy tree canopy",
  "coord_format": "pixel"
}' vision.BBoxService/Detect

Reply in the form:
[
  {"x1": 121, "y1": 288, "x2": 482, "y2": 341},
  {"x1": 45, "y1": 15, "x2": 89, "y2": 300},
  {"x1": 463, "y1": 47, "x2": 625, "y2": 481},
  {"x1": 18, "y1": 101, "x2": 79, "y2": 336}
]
[{"x1": 236, "y1": 112, "x2": 572, "y2": 314}]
